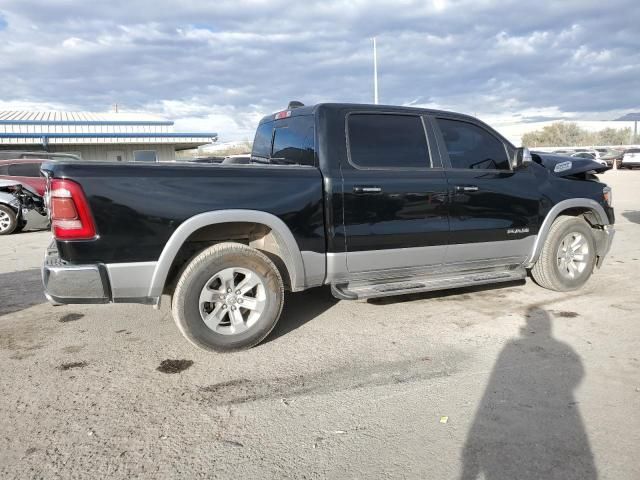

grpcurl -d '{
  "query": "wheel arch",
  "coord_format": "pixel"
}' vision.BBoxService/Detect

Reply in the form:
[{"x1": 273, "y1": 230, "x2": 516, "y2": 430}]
[
  {"x1": 527, "y1": 198, "x2": 609, "y2": 266},
  {"x1": 147, "y1": 210, "x2": 306, "y2": 298}
]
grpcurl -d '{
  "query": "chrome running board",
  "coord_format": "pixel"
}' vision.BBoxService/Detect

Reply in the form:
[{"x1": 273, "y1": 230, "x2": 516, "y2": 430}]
[{"x1": 331, "y1": 266, "x2": 526, "y2": 300}]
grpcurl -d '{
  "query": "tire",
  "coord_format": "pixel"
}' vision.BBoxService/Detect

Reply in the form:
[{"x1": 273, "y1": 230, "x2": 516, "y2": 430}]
[
  {"x1": 530, "y1": 216, "x2": 597, "y2": 292},
  {"x1": 172, "y1": 242, "x2": 284, "y2": 352},
  {"x1": 0, "y1": 205, "x2": 18, "y2": 235}
]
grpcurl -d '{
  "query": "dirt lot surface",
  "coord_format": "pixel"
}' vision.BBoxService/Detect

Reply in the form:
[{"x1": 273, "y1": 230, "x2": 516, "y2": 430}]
[{"x1": 1, "y1": 171, "x2": 639, "y2": 479}]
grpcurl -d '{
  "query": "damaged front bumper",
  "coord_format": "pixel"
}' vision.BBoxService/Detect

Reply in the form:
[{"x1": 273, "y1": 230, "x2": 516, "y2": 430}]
[{"x1": 594, "y1": 225, "x2": 615, "y2": 267}]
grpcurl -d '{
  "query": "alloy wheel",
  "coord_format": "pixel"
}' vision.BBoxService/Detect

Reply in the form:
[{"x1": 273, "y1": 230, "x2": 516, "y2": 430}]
[
  {"x1": 556, "y1": 232, "x2": 590, "y2": 279},
  {"x1": 198, "y1": 267, "x2": 266, "y2": 335}
]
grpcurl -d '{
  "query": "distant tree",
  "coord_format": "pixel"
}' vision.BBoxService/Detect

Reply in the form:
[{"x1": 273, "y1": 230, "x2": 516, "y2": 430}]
[
  {"x1": 595, "y1": 127, "x2": 631, "y2": 146},
  {"x1": 522, "y1": 122, "x2": 586, "y2": 147},
  {"x1": 522, "y1": 122, "x2": 632, "y2": 147}
]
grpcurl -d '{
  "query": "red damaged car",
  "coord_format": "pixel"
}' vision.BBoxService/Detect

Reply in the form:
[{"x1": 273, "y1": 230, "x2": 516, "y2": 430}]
[{"x1": 0, "y1": 152, "x2": 79, "y2": 234}]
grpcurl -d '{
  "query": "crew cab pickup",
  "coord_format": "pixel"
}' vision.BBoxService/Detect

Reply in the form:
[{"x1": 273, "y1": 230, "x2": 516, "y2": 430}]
[{"x1": 42, "y1": 103, "x2": 615, "y2": 352}]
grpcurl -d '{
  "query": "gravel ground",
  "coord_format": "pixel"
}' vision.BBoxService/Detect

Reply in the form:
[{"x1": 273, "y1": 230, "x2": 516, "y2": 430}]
[{"x1": 1, "y1": 171, "x2": 639, "y2": 479}]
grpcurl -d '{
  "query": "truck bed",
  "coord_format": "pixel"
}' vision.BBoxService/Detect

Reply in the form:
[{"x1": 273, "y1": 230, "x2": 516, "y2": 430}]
[{"x1": 42, "y1": 161, "x2": 325, "y2": 264}]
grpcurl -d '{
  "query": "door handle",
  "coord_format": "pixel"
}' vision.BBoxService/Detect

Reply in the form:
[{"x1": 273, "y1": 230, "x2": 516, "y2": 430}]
[
  {"x1": 353, "y1": 186, "x2": 383, "y2": 194},
  {"x1": 455, "y1": 185, "x2": 479, "y2": 192}
]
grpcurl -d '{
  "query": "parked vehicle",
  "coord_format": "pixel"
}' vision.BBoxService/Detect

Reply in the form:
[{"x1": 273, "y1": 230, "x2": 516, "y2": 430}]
[
  {"x1": 188, "y1": 156, "x2": 225, "y2": 164},
  {"x1": 0, "y1": 153, "x2": 79, "y2": 234},
  {"x1": 620, "y1": 148, "x2": 640, "y2": 169},
  {"x1": 221, "y1": 154, "x2": 251, "y2": 165},
  {"x1": 0, "y1": 179, "x2": 46, "y2": 235},
  {"x1": 41, "y1": 103, "x2": 615, "y2": 352},
  {"x1": 597, "y1": 148, "x2": 624, "y2": 167},
  {"x1": 0, "y1": 153, "x2": 80, "y2": 196},
  {"x1": 573, "y1": 148, "x2": 602, "y2": 159}
]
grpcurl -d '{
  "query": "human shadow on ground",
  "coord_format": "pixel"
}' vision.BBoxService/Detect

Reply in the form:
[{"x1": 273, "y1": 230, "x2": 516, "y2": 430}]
[
  {"x1": 460, "y1": 307, "x2": 597, "y2": 480},
  {"x1": 0, "y1": 268, "x2": 46, "y2": 317}
]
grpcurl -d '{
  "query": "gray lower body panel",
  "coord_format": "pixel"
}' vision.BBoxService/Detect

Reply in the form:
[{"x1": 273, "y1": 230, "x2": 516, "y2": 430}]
[{"x1": 327, "y1": 237, "x2": 536, "y2": 284}]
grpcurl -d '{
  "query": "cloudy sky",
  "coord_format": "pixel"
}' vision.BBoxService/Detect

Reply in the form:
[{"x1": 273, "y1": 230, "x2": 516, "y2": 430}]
[{"x1": 0, "y1": 0, "x2": 638, "y2": 141}]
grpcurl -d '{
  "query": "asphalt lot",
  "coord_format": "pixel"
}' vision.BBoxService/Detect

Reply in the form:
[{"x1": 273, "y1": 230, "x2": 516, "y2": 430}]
[{"x1": 1, "y1": 171, "x2": 639, "y2": 479}]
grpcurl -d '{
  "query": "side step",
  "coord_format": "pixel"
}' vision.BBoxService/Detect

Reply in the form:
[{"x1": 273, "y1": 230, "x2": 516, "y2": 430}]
[{"x1": 331, "y1": 267, "x2": 527, "y2": 300}]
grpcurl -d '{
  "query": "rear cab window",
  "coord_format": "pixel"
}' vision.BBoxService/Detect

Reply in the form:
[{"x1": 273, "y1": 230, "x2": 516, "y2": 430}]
[
  {"x1": 347, "y1": 113, "x2": 431, "y2": 169},
  {"x1": 251, "y1": 115, "x2": 316, "y2": 166}
]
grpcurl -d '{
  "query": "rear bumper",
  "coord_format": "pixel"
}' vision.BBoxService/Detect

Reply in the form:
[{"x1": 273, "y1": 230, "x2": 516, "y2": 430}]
[
  {"x1": 42, "y1": 242, "x2": 158, "y2": 305},
  {"x1": 42, "y1": 245, "x2": 110, "y2": 304}
]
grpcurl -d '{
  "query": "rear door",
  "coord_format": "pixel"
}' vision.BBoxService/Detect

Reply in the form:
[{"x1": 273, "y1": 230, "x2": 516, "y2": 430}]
[
  {"x1": 431, "y1": 116, "x2": 539, "y2": 266},
  {"x1": 341, "y1": 112, "x2": 449, "y2": 273}
]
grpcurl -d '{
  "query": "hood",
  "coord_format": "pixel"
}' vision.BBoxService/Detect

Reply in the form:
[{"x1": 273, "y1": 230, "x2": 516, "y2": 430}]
[
  {"x1": 531, "y1": 152, "x2": 608, "y2": 176},
  {"x1": 0, "y1": 179, "x2": 22, "y2": 190}
]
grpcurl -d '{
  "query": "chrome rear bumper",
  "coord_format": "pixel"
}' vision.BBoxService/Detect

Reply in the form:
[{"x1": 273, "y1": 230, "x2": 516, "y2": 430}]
[{"x1": 42, "y1": 244, "x2": 109, "y2": 304}]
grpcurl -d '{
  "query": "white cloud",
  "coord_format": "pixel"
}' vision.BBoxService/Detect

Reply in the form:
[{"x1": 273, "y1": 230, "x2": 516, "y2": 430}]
[{"x1": 0, "y1": 0, "x2": 638, "y2": 140}]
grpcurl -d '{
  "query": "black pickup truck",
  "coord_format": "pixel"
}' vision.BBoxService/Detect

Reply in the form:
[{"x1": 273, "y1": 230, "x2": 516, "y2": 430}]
[{"x1": 42, "y1": 103, "x2": 615, "y2": 352}]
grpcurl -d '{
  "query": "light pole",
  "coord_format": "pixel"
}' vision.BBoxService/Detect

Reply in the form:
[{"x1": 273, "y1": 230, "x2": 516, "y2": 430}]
[{"x1": 372, "y1": 37, "x2": 379, "y2": 105}]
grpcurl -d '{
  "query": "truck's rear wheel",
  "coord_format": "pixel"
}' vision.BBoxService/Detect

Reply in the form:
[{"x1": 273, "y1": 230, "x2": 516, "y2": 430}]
[
  {"x1": 531, "y1": 216, "x2": 597, "y2": 291},
  {"x1": 172, "y1": 242, "x2": 284, "y2": 352},
  {"x1": 0, "y1": 205, "x2": 18, "y2": 235}
]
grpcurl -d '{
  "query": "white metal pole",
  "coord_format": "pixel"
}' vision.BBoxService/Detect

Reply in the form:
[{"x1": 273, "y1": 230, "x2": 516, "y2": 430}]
[{"x1": 373, "y1": 37, "x2": 379, "y2": 105}]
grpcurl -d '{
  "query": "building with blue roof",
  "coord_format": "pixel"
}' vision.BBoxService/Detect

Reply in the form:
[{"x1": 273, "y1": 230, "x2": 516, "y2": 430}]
[{"x1": 0, "y1": 110, "x2": 217, "y2": 162}]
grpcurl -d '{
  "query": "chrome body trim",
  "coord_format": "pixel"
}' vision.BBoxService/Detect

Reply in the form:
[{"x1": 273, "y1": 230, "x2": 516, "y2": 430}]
[
  {"x1": 106, "y1": 262, "x2": 157, "y2": 300},
  {"x1": 148, "y1": 210, "x2": 306, "y2": 297},
  {"x1": 526, "y1": 198, "x2": 610, "y2": 266}
]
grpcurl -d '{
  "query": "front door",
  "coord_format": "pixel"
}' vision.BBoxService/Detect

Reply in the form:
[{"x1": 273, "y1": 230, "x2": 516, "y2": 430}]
[
  {"x1": 432, "y1": 116, "x2": 540, "y2": 266},
  {"x1": 341, "y1": 112, "x2": 450, "y2": 274}
]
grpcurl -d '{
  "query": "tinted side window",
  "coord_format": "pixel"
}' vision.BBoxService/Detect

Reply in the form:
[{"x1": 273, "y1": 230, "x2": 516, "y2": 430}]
[
  {"x1": 252, "y1": 121, "x2": 274, "y2": 160},
  {"x1": 437, "y1": 119, "x2": 509, "y2": 170},
  {"x1": 8, "y1": 162, "x2": 42, "y2": 177},
  {"x1": 272, "y1": 116, "x2": 315, "y2": 166},
  {"x1": 348, "y1": 114, "x2": 430, "y2": 168},
  {"x1": 0, "y1": 165, "x2": 9, "y2": 175}
]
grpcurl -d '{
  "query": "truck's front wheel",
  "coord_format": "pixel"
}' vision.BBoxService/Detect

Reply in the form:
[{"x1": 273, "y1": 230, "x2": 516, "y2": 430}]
[
  {"x1": 172, "y1": 242, "x2": 284, "y2": 352},
  {"x1": 531, "y1": 216, "x2": 597, "y2": 291}
]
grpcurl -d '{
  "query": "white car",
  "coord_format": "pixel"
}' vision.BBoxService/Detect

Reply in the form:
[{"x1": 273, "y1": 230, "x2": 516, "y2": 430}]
[{"x1": 620, "y1": 148, "x2": 640, "y2": 169}]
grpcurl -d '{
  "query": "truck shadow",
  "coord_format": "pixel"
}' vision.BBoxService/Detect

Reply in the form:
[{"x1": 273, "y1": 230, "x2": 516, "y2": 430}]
[
  {"x1": 459, "y1": 306, "x2": 596, "y2": 479},
  {"x1": 622, "y1": 210, "x2": 640, "y2": 224},
  {"x1": 0, "y1": 268, "x2": 46, "y2": 317},
  {"x1": 265, "y1": 286, "x2": 338, "y2": 343}
]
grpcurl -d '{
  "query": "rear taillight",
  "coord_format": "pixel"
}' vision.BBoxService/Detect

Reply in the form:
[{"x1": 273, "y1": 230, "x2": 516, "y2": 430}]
[{"x1": 50, "y1": 179, "x2": 97, "y2": 240}]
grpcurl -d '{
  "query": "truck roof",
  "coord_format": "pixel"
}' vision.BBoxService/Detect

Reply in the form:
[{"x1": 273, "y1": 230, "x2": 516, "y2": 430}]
[{"x1": 258, "y1": 103, "x2": 478, "y2": 125}]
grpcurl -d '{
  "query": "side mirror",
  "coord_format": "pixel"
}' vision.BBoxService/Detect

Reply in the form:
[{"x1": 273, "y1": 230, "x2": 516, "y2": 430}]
[{"x1": 512, "y1": 147, "x2": 532, "y2": 169}]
